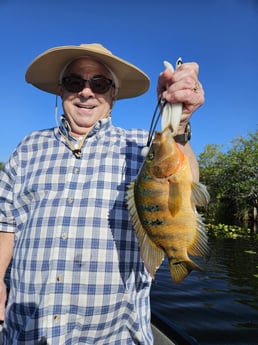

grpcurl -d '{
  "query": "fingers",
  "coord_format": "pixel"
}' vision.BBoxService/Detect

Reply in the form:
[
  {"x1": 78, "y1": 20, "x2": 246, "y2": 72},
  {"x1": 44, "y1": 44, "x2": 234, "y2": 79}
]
[
  {"x1": 157, "y1": 62, "x2": 204, "y2": 116},
  {"x1": 158, "y1": 62, "x2": 198, "y2": 93}
]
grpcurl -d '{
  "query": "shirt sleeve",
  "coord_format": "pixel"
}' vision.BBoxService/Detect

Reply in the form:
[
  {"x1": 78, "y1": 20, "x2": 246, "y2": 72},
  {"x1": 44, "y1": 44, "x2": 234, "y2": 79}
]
[{"x1": 0, "y1": 152, "x2": 18, "y2": 233}]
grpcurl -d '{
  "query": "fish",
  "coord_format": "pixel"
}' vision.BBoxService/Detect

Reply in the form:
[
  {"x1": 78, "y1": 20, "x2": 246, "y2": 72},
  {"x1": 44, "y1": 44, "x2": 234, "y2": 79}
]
[{"x1": 126, "y1": 126, "x2": 210, "y2": 284}]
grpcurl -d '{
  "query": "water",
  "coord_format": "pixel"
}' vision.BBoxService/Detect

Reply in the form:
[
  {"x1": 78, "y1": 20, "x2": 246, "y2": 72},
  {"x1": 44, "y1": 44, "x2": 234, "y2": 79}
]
[{"x1": 150, "y1": 237, "x2": 258, "y2": 345}]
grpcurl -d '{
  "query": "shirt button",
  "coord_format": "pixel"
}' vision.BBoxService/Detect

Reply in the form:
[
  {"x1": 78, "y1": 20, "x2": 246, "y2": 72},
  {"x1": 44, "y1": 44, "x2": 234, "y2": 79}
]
[
  {"x1": 67, "y1": 197, "x2": 73, "y2": 204},
  {"x1": 62, "y1": 233, "x2": 67, "y2": 240},
  {"x1": 53, "y1": 315, "x2": 60, "y2": 321},
  {"x1": 73, "y1": 167, "x2": 79, "y2": 174},
  {"x1": 56, "y1": 275, "x2": 63, "y2": 282}
]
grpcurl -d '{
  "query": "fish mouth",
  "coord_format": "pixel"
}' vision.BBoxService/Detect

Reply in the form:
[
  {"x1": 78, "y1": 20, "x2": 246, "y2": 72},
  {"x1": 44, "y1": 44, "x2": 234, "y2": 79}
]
[
  {"x1": 153, "y1": 129, "x2": 175, "y2": 157},
  {"x1": 153, "y1": 127, "x2": 173, "y2": 144},
  {"x1": 150, "y1": 128, "x2": 181, "y2": 178}
]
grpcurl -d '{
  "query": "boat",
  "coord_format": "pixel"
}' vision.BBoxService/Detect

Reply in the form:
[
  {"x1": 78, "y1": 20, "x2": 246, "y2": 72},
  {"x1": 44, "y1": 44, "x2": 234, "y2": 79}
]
[
  {"x1": 152, "y1": 312, "x2": 199, "y2": 345},
  {"x1": 0, "y1": 315, "x2": 199, "y2": 345}
]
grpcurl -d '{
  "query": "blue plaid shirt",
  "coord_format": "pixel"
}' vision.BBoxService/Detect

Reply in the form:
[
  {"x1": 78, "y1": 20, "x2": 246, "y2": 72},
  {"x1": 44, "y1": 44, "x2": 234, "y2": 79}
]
[{"x1": 0, "y1": 117, "x2": 153, "y2": 345}]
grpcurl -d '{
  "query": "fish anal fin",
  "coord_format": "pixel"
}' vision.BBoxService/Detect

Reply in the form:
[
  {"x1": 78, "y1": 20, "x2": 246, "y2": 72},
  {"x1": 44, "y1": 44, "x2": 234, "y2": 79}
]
[
  {"x1": 168, "y1": 181, "x2": 182, "y2": 216},
  {"x1": 126, "y1": 181, "x2": 165, "y2": 277},
  {"x1": 188, "y1": 215, "x2": 210, "y2": 259},
  {"x1": 169, "y1": 258, "x2": 202, "y2": 284}
]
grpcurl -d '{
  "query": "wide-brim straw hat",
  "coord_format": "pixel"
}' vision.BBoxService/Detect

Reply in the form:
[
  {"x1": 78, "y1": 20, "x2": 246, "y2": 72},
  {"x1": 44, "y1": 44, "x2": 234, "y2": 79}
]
[{"x1": 25, "y1": 43, "x2": 150, "y2": 100}]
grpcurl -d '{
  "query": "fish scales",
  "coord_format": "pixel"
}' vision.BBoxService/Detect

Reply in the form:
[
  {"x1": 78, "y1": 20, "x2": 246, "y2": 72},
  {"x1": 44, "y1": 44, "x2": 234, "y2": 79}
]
[{"x1": 127, "y1": 127, "x2": 210, "y2": 284}]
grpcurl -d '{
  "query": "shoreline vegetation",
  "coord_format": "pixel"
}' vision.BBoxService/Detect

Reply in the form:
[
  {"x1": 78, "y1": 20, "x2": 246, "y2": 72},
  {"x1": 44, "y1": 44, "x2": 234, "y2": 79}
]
[
  {"x1": 207, "y1": 223, "x2": 258, "y2": 240},
  {"x1": 199, "y1": 128, "x2": 257, "y2": 234}
]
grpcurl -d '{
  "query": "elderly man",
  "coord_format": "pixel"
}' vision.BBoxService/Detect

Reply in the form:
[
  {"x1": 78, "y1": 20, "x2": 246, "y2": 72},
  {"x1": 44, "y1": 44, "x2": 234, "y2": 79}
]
[{"x1": 0, "y1": 43, "x2": 204, "y2": 344}]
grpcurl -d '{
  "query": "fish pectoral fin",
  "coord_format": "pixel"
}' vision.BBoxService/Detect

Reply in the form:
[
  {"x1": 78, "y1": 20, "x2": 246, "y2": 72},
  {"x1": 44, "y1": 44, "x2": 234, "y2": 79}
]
[
  {"x1": 191, "y1": 182, "x2": 210, "y2": 207},
  {"x1": 168, "y1": 182, "x2": 182, "y2": 216},
  {"x1": 169, "y1": 258, "x2": 202, "y2": 284},
  {"x1": 126, "y1": 181, "x2": 164, "y2": 278}
]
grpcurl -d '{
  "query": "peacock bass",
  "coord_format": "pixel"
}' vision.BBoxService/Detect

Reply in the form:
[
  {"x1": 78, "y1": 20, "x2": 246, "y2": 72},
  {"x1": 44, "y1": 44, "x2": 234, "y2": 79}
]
[{"x1": 126, "y1": 59, "x2": 210, "y2": 284}]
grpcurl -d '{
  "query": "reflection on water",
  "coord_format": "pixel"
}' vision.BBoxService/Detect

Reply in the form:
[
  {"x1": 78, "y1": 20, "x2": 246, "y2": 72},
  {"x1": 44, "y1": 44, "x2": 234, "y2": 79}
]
[{"x1": 150, "y1": 237, "x2": 258, "y2": 345}]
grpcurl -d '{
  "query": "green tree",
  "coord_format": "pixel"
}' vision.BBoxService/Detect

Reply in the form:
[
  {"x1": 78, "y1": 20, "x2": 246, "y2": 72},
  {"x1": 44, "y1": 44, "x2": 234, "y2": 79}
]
[
  {"x1": 199, "y1": 129, "x2": 258, "y2": 231},
  {"x1": 224, "y1": 131, "x2": 258, "y2": 228},
  {"x1": 198, "y1": 144, "x2": 226, "y2": 223}
]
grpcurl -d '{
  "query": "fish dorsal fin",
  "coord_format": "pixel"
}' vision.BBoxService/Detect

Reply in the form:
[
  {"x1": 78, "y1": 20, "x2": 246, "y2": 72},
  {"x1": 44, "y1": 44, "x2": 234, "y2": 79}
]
[
  {"x1": 126, "y1": 181, "x2": 165, "y2": 278},
  {"x1": 191, "y1": 182, "x2": 210, "y2": 207}
]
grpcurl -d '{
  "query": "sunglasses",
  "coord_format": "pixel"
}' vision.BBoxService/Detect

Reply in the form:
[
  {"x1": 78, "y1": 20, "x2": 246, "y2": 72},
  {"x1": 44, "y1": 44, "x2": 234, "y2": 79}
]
[{"x1": 62, "y1": 76, "x2": 114, "y2": 94}]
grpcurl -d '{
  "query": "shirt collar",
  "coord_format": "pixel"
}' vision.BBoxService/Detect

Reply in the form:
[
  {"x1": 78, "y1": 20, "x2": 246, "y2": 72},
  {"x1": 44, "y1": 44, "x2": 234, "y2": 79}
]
[{"x1": 59, "y1": 115, "x2": 112, "y2": 143}]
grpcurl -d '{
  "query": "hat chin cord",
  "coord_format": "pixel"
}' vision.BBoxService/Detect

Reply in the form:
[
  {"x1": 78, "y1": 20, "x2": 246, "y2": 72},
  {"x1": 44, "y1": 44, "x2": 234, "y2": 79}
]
[
  {"x1": 54, "y1": 95, "x2": 113, "y2": 159},
  {"x1": 54, "y1": 95, "x2": 88, "y2": 158}
]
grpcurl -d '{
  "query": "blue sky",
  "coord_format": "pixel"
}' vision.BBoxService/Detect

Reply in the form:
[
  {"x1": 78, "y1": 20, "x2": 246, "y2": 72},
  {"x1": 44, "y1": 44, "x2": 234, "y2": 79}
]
[{"x1": 0, "y1": 0, "x2": 257, "y2": 162}]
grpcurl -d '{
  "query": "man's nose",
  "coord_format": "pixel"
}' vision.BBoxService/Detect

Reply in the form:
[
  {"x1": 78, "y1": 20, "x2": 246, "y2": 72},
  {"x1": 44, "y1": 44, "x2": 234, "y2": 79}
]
[{"x1": 78, "y1": 81, "x2": 94, "y2": 96}]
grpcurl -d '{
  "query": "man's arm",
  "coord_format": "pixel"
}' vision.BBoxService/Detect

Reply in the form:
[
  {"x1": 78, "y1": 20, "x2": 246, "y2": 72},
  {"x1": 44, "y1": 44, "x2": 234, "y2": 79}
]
[{"x1": 0, "y1": 232, "x2": 14, "y2": 321}]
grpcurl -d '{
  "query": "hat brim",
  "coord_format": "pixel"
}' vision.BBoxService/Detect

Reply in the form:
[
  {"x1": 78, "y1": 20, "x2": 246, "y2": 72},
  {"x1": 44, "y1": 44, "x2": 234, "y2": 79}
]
[{"x1": 25, "y1": 45, "x2": 150, "y2": 100}]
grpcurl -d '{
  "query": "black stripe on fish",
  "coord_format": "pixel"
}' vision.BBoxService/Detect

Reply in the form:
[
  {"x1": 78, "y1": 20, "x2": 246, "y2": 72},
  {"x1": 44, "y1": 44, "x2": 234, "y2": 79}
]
[
  {"x1": 147, "y1": 232, "x2": 174, "y2": 240},
  {"x1": 142, "y1": 219, "x2": 164, "y2": 226},
  {"x1": 138, "y1": 204, "x2": 161, "y2": 212},
  {"x1": 171, "y1": 260, "x2": 183, "y2": 265},
  {"x1": 141, "y1": 172, "x2": 153, "y2": 181},
  {"x1": 137, "y1": 188, "x2": 154, "y2": 196}
]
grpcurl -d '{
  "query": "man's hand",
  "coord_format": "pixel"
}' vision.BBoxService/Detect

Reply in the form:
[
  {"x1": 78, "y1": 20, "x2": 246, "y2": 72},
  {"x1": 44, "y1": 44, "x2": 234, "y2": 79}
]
[{"x1": 157, "y1": 61, "x2": 205, "y2": 133}]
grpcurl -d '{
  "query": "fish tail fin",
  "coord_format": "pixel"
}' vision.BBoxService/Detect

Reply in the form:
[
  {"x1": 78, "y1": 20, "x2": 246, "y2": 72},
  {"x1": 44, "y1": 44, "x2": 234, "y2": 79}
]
[{"x1": 169, "y1": 258, "x2": 203, "y2": 284}]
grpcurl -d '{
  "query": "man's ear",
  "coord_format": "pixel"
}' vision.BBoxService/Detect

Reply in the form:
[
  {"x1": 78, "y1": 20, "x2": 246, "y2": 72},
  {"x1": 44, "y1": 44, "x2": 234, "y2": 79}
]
[{"x1": 111, "y1": 85, "x2": 119, "y2": 100}]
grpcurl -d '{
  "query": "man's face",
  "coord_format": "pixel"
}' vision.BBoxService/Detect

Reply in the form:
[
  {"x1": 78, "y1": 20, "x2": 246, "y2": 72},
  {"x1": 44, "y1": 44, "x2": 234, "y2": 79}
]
[{"x1": 59, "y1": 58, "x2": 116, "y2": 137}]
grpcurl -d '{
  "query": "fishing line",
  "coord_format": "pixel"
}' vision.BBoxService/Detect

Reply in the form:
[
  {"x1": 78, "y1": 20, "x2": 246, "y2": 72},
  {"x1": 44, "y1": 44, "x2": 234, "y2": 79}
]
[
  {"x1": 147, "y1": 98, "x2": 167, "y2": 146},
  {"x1": 141, "y1": 98, "x2": 167, "y2": 157},
  {"x1": 141, "y1": 57, "x2": 183, "y2": 157}
]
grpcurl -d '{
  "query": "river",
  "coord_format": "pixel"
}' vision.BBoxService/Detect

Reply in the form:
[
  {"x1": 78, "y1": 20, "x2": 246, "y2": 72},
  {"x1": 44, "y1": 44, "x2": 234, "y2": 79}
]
[{"x1": 150, "y1": 236, "x2": 258, "y2": 345}]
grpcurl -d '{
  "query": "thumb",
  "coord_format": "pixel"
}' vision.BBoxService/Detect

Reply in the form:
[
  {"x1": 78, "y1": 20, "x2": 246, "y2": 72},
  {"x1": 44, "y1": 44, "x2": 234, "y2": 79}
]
[
  {"x1": 157, "y1": 60, "x2": 177, "y2": 99},
  {"x1": 157, "y1": 68, "x2": 173, "y2": 98}
]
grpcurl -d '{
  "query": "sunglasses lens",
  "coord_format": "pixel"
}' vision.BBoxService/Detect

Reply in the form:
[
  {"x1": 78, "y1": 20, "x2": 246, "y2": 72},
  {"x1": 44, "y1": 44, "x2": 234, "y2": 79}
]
[
  {"x1": 62, "y1": 77, "x2": 113, "y2": 94},
  {"x1": 90, "y1": 78, "x2": 112, "y2": 94},
  {"x1": 62, "y1": 77, "x2": 84, "y2": 93}
]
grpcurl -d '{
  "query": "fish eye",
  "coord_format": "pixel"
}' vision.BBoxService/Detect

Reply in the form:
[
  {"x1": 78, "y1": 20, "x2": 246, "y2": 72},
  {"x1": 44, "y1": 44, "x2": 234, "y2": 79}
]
[{"x1": 148, "y1": 152, "x2": 155, "y2": 161}]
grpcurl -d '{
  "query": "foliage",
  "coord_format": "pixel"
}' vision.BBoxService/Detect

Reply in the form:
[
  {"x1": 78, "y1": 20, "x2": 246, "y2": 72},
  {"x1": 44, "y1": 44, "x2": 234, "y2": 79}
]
[
  {"x1": 0, "y1": 162, "x2": 3, "y2": 171},
  {"x1": 207, "y1": 223, "x2": 257, "y2": 240},
  {"x1": 199, "y1": 128, "x2": 258, "y2": 229}
]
